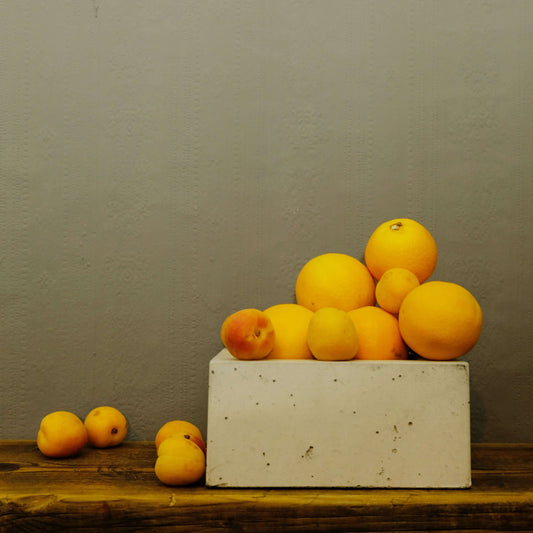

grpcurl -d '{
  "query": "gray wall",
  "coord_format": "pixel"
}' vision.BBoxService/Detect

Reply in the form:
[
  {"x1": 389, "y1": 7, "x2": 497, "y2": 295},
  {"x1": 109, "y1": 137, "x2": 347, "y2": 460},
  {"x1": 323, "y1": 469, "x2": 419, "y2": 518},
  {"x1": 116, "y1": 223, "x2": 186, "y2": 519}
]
[{"x1": 1, "y1": 1, "x2": 532, "y2": 443}]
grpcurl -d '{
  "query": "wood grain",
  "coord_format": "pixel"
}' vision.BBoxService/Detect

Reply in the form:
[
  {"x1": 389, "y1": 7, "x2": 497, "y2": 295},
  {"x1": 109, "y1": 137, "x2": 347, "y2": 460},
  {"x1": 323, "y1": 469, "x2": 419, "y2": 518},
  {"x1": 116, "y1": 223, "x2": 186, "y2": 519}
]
[{"x1": 1, "y1": 441, "x2": 532, "y2": 532}]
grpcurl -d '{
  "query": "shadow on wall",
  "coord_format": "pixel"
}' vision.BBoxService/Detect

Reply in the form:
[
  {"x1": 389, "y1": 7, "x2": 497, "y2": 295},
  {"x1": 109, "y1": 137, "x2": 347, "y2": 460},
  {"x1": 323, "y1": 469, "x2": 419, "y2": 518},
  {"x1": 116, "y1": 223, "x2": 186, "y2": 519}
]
[{"x1": 470, "y1": 382, "x2": 487, "y2": 442}]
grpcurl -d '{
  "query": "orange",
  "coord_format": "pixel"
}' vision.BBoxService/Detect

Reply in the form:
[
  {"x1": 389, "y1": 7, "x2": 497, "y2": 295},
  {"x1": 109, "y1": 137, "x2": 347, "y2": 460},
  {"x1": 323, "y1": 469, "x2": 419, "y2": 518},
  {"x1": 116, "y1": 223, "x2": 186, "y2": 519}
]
[
  {"x1": 398, "y1": 281, "x2": 482, "y2": 360},
  {"x1": 37, "y1": 411, "x2": 88, "y2": 458},
  {"x1": 155, "y1": 435, "x2": 206, "y2": 486},
  {"x1": 348, "y1": 306, "x2": 408, "y2": 360},
  {"x1": 375, "y1": 267, "x2": 420, "y2": 315},
  {"x1": 295, "y1": 253, "x2": 375, "y2": 312},
  {"x1": 155, "y1": 420, "x2": 206, "y2": 453},
  {"x1": 307, "y1": 307, "x2": 358, "y2": 361},
  {"x1": 84, "y1": 406, "x2": 128, "y2": 448},
  {"x1": 364, "y1": 218, "x2": 437, "y2": 282},
  {"x1": 263, "y1": 303, "x2": 314, "y2": 359}
]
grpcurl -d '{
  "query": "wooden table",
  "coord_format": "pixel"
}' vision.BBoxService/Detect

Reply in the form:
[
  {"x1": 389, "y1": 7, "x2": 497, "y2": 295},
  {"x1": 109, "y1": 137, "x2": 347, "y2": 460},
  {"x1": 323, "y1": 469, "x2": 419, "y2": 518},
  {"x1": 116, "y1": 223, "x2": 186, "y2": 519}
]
[{"x1": 1, "y1": 441, "x2": 532, "y2": 532}]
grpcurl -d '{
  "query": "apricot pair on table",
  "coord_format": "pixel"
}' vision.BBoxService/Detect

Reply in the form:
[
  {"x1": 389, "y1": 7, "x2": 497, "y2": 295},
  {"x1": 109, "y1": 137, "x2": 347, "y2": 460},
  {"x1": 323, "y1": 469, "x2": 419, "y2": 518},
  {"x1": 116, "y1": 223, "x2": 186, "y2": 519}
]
[
  {"x1": 154, "y1": 420, "x2": 206, "y2": 486},
  {"x1": 220, "y1": 308, "x2": 275, "y2": 360},
  {"x1": 37, "y1": 406, "x2": 128, "y2": 458}
]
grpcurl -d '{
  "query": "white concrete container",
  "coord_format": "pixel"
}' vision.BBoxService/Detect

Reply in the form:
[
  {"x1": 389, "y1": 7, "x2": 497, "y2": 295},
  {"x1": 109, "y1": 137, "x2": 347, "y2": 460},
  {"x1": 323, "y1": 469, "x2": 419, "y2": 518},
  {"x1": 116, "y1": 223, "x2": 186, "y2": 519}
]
[{"x1": 206, "y1": 349, "x2": 471, "y2": 488}]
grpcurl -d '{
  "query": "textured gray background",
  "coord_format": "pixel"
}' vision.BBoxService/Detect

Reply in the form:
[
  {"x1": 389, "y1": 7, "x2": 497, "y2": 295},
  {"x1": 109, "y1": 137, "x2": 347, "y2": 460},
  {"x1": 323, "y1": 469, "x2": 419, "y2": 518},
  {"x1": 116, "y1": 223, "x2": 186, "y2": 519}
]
[{"x1": 1, "y1": 1, "x2": 532, "y2": 442}]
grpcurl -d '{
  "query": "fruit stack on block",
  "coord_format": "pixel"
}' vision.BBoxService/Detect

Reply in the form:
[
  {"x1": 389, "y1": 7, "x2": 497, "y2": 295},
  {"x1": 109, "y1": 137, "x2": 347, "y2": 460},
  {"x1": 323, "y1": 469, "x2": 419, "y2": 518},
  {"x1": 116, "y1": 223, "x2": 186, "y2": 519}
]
[{"x1": 206, "y1": 349, "x2": 471, "y2": 488}]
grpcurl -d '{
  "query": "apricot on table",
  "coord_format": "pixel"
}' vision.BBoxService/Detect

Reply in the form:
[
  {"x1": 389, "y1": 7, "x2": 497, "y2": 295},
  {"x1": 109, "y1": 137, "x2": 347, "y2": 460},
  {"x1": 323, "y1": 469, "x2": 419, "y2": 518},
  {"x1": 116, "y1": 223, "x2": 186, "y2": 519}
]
[
  {"x1": 155, "y1": 435, "x2": 206, "y2": 486},
  {"x1": 84, "y1": 406, "x2": 128, "y2": 448},
  {"x1": 37, "y1": 411, "x2": 88, "y2": 458},
  {"x1": 155, "y1": 419, "x2": 206, "y2": 454}
]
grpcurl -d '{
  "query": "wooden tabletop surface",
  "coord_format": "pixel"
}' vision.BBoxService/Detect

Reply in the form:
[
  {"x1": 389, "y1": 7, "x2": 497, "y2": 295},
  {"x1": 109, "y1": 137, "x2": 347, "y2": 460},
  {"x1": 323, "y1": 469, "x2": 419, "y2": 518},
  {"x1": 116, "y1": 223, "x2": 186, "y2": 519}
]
[{"x1": 1, "y1": 441, "x2": 532, "y2": 532}]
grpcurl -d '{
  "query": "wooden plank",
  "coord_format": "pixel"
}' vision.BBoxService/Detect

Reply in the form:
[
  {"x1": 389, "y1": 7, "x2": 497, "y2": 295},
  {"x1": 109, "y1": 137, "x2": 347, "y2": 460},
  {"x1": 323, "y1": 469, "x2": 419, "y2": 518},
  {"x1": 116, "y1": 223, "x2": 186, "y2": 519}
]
[
  {"x1": 1, "y1": 441, "x2": 532, "y2": 532},
  {"x1": 471, "y1": 443, "x2": 533, "y2": 471}
]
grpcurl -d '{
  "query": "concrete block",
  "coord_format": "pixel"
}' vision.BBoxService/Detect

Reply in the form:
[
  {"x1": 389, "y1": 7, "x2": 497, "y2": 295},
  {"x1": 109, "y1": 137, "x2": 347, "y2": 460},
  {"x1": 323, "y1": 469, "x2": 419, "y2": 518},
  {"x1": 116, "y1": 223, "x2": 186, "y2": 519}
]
[{"x1": 206, "y1": 349, "x2": 471, "y2": 488}]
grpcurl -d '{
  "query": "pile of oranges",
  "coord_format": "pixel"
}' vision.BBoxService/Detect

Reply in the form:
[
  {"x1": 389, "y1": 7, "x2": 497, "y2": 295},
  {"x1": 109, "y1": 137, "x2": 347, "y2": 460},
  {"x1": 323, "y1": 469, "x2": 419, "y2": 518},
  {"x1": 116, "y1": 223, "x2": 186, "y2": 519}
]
[{"x1": 221, "y1": 218, "x2": 483, "y2": 362}]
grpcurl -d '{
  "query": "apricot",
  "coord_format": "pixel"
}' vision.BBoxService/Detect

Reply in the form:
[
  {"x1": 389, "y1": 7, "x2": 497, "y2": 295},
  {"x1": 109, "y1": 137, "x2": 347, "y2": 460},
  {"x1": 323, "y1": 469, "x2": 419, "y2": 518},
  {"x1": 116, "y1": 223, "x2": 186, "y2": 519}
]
[
  {"x1": 307, "y1": 307, "x2": 359, "y2": 361},
  {"x1": 155, "y1": 435, "x2": 206, "y2": 486},
  {"x1": 155, "y1": 420, "x2": 206, "y2": 454},
  {"x1": 37, "y1": 411, "x2": 88, "y2": 458},
  {"x1": 220, "y1": 308, "x2": 275, "y2": 360},
  {"x1": 84, "y1": 406, "x2": 128, "y2": 448}
]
